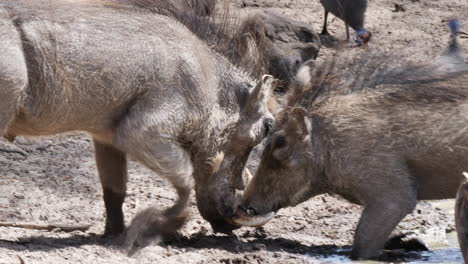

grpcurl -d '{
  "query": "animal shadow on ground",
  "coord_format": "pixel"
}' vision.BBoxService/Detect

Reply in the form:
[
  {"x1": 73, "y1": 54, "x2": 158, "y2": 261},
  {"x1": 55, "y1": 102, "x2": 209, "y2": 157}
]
[
  {"x1": 0, "y1": 231, "x2": 430, "y2": 262},
  {"x1": 0, "y1": 233, "x2": 123, "y2": 252},
  {"x1": 318, "y1": 34, "x2": 339, "y2": 48},
  {"x1": 318, "y1": 34, "x2": 360, "y2": 49},
  {"x1": 165, "y1": 231, "x2": 427, "y2": 262},
  {"x1": 166, "y1": 232, "x2": 349, "y2": 256}
]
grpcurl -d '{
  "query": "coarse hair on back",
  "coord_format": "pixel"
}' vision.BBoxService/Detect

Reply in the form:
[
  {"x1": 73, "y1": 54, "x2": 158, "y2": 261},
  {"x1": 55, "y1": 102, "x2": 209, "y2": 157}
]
[
  {"x1": 286, "y1": 48, "x2": 468, "y2": 112},
  {"x1": 9, "y1": 0, "x2": 276, "y2": 82},
  {"x1": 104, "y1": 0, "x2": 271, "y2": 79}
]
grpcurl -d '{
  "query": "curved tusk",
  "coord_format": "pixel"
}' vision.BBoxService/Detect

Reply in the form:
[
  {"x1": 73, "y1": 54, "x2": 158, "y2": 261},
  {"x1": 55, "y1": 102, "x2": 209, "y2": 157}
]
[
  {"x1": 232, "y1": 212, "x2": 274, "y2": 227},
  {"x1": 243, "y1": 168, "x2": 253, "y2": 185}
]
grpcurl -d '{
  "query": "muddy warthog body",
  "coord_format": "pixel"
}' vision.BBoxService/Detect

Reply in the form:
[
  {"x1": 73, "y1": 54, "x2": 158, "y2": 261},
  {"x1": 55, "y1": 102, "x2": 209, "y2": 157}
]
[
  {"x1": 456, "y1": 172, "x2": 468, "y2": 263},
  {"x1": 234, "y1": 51, "x2": 468, "y2": 259},
  {"x1": 124, "y1": 1, "x2": 322, "y2": 96},
  {"x1": 183, "y1": 0, "x2": 216, "y2": 16},
  {"x1": 0, "y1": 0, "x2": 274, "y2": 245},
  {"x1": 236, "y1": 10, "x2": 321, "y2": 92}
]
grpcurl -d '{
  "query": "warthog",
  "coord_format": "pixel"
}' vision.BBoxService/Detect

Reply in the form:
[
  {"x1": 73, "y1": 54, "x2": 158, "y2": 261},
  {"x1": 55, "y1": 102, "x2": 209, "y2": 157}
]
[
  {"x1": 233, "y1": 49, "x2": 468, "y2": 259},
  {"x1": 0, "y1": 0, "x2": 275, "y2": 246},
  {"x1": 456, "y1": 172, "x2": 468, "y2": 263},
  {"x1": 184, "y1": 0, "x2": 216, "y2": 16},
  {"x1": 128, "y1": 1, "x2": 321, "y2": 93},
  {"x1": 121, "y1": 0, "x2": 216, "y2": 18},
  {"x1": 235, "y1": 10, "x2": 321, "y2": 92}
]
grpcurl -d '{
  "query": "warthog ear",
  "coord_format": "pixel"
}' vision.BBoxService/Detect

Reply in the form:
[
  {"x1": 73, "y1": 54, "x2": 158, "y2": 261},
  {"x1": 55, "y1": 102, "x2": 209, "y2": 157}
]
[
  {"x1": 295, "y1": 61, "x2": 313, "y2": 85},
  {"x1": 287, "y1": 107, "x2": 311, "y2": 137},
  {"x1": 243, "y1": 75, "x2": 274, "y2": 116},
  {"x1": 286, "y1": 62, "x2": 313, "y2": 108}
]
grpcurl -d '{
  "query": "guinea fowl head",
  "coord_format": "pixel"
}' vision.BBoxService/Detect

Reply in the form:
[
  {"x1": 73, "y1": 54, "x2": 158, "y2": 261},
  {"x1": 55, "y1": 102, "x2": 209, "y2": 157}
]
[
  {"x1": 449, "y1": 19, "x2": 460, "y2": 35},
  {"x1": 446, "y1": 19, "x2": 463, "y2": 59},
  {"x1": 356, "y1": 28, "x2": 372, "y2": 46}
]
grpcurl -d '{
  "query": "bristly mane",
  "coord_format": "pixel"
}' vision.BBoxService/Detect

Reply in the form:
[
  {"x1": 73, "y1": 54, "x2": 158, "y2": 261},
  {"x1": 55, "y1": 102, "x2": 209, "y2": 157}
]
[
  {"x1": 287, "y1": 48, "x2": 468, "y2": 111},
  {"x1": 106, "y1": 0, "x2": 270, "y2": 79}
]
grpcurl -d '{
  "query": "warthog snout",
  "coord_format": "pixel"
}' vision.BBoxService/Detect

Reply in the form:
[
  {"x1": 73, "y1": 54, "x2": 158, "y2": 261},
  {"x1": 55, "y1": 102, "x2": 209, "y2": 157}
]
[
  {"x1": 238, "y1": 204, "x2": 257, "y2": 217},
  {"x1": 232, "y1": 207, "x2": 274, "y2": 227},
  {"x1": 232, "y1": 201, "x2": 275, "y2": 227},
  {"x1": 196, "y1": 186, "x2": 242, "y2": 234},
  {"x1": 209, "y1": 220, "x2": 240, "y2": 234}
]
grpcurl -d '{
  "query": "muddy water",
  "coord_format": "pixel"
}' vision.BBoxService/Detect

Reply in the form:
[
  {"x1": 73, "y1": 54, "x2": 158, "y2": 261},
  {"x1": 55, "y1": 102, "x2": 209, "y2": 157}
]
[{"x1": 308, "y1": 200, "x2": 463, "y2": 264}]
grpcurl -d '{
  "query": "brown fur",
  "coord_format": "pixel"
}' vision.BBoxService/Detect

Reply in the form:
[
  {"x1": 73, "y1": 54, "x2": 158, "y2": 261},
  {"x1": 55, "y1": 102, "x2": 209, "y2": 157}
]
[
  {"x1": 456, "y1": 172, "x2": 468, "y2": 263},
  {"x1": 239, "y1": 51, "x2": 468, "y2": 259},
  {"x1": 286, "y1": 49, "x2": 468, "y2": 111},
  {"x1": 0, "y1": 0, "x2": 275, "y2": 249},
  {"x1": 114, "y1": 1, "x2": 321, "y2": 90},
  {"x1": 235, "y1": 10, "x2": 321, "y2": 90}
]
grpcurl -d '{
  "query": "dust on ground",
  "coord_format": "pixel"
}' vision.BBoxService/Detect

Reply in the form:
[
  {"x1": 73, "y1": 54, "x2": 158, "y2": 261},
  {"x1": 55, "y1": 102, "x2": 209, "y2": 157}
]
[{"x1": 1, "y1": 0, "x2": 467, "y2": 263}]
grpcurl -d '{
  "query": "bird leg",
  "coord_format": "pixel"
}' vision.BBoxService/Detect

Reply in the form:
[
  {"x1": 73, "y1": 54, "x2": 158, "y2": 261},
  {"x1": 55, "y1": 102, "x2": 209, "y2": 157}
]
[{"x1": 320, "y1": 11, "x2": 330, "y2": 35}]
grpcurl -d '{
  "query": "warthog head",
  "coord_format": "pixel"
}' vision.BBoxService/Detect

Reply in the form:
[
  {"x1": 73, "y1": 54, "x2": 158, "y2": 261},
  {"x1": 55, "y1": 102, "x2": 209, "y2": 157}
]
[
  {"x1": 232, "y1": 107, "x2": 318, "y2": 227},
  {"x1": 195, "y1": 75, "x2": 276, "y2": 233}
]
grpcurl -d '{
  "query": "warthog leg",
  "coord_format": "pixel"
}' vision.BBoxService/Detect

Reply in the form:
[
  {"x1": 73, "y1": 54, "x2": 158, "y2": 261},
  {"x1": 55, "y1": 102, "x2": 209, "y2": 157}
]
[
  {"x1": 0, "y1": 15, "x2": 28, "y2": 139},
  {"x1": 456, "y1": 172, "x2": 468, "y2": 263},
  {"x1": 351, "y1": 168, "x2": 417, "y2": 259},
  {"x1": 117, "y1": 132, "x2": 194, "y2": 250},
  {"x1": 94, "y1": 140, "x2": 127, "y2": 237}
]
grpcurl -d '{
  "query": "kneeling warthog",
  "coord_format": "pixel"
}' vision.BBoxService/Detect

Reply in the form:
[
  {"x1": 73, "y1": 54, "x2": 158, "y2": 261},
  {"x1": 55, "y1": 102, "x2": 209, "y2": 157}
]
[
  {"x1": 233, "y1": 50, "x2": 468, "y2": 259},
  {"x1": 456, "y1": 172, "x2": 468, "y2": 263},
  {"x1": 1, "y1": 0, "x2": 275, "y2": 246}
]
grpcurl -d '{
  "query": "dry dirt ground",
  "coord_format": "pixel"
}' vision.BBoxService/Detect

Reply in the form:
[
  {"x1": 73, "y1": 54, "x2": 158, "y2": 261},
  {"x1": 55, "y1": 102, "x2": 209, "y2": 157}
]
[{"x1": 1, "y1": 0, "x2": 467, "y2": 263}]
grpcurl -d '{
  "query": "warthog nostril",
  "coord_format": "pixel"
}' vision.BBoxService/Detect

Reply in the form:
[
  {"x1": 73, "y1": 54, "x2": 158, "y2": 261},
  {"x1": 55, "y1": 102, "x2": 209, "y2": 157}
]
[
  {"x1": 238, "y1": 204, "x2": 247, "y2": 212},
  {"x1": 238, "y1": 205, "x2": 257, "y2": 216},
  {"x1": 246, "y1": 207, "x2": 256, "y2": 216}
]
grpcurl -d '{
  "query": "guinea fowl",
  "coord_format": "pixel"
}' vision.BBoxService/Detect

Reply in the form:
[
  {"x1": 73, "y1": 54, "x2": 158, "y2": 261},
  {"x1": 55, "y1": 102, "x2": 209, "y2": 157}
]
[
  {"x1": 319, "y1": 0, "x2": 371, "y2": 45},
  {"x1": 434, "y1": 19, "x2": 468, "y2": 72}
]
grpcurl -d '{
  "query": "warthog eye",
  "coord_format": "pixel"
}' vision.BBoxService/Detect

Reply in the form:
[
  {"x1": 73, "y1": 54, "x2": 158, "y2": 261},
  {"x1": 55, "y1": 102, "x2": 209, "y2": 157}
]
[
  {"x1": 263, "y1": 118, "x2": 275, "y2": 137},
  {"x1": 274, "y1": 135, "x2": 287, "y2": 149}
]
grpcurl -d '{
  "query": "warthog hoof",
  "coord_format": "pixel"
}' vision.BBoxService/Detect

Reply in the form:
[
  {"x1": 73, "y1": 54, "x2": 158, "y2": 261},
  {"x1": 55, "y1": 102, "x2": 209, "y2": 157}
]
[{"x1": 384, "y1": 233, "x2": 429, "y2": 252}]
